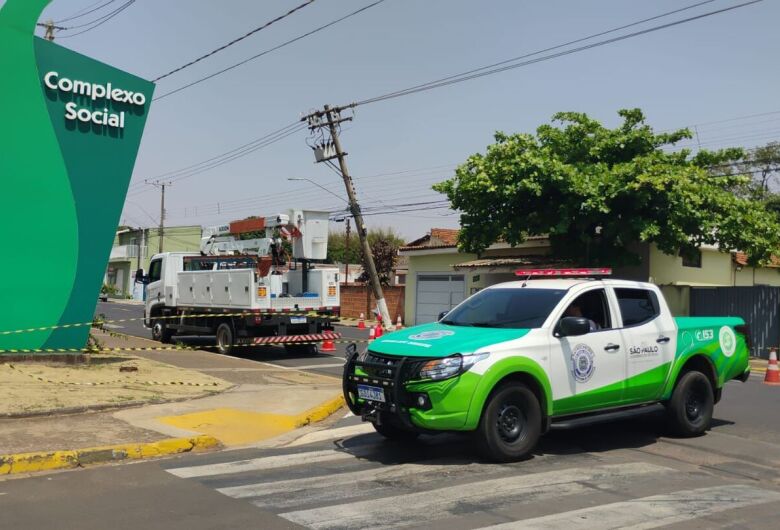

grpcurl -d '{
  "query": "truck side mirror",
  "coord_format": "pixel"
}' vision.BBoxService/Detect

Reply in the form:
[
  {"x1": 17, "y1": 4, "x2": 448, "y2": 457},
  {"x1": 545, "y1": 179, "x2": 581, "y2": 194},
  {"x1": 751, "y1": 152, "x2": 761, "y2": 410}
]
[
  {"x1": 135, "y1": 269, "x2": 145, "y2": 284},
  {"x1": 559, "y1": 317, "x2": 591, "y2": 337}
]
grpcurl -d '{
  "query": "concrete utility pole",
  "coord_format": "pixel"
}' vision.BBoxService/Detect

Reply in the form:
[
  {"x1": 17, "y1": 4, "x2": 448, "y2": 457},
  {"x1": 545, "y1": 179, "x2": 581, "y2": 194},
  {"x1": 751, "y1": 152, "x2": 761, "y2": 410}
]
[
  {"x1": 302, "y1": 104, "x2": 392, "y2": 327},
  {"x1": 146, "y1": 180, "x2": 171, "y2": 254},
  {"x1": 344, "y1": 217, "x2": 351, "y2": 286}
]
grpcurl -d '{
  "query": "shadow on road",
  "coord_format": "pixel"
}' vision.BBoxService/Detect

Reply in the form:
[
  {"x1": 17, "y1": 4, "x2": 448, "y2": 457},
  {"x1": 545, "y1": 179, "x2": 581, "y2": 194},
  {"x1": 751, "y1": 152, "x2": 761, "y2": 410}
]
[{"x1": 331, "y1": 409, "x2": 737, "y2": 467}]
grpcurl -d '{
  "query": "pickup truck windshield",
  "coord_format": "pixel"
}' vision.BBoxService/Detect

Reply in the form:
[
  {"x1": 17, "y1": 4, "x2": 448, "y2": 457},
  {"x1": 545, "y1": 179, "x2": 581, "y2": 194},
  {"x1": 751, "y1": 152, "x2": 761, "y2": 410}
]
[{"x1": 441, "y1": 288, "x2": 566, "y2": 328}]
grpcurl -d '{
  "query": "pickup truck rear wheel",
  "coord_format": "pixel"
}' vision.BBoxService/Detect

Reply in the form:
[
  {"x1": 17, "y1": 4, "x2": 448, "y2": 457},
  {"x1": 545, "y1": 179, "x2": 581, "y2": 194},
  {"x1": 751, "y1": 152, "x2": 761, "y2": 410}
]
[
  {"x1": 475, "y1": 383, "x2": 541, "y2": 462},
  {"x1": 667, "y1": 370, "x2": 714, "y2": 436},
  {"x1": 215, "y1": 323, "x2": 234, "y2": 355},
  {"x1": 151, "y1": 319, "x2": 174, "y2": 344}
]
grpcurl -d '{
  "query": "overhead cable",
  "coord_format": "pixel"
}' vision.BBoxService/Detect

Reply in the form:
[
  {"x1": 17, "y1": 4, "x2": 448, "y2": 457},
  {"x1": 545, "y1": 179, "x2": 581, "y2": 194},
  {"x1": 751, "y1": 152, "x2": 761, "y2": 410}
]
[
  {"x1": 152, "y1": 0, "x2": 318, "y2": 83},
  {"x1": 154, "y1": 0, "x2": 388, "y2": 101}
]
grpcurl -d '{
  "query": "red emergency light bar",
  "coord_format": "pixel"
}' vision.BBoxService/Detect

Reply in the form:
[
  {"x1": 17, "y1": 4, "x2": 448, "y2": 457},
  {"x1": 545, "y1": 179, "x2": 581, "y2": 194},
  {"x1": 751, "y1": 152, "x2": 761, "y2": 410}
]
[{"x1": 514, "y1": 268, "x2": 612, "y2": 277}]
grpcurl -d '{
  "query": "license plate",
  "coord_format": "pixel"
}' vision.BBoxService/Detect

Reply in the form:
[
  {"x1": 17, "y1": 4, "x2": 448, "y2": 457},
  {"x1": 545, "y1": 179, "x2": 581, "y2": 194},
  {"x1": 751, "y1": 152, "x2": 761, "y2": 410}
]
[
  {"x1": 357, "y1": 384, "x2": 385, "y2": 403},
  {"x1": 290, "y1": 316, "x2": 307, "y2": 324}
]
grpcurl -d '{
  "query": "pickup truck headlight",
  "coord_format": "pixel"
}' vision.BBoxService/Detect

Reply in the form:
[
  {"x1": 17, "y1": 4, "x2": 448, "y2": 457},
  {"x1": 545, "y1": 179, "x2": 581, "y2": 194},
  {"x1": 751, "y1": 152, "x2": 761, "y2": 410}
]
[{"x1": 417, "y1": 353, "x2": 489, "y2": 381}]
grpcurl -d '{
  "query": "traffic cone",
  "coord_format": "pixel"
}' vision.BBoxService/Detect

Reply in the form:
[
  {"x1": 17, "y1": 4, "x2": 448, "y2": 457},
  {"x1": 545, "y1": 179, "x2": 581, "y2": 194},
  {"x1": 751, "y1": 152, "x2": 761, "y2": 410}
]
[
  {"x1": 764, "y1": 348, "x2": 780, "y2": 386},
  {"x1": 374, "y1": 323, "x2": 383, "y2": 339},
  {"x1": 395, "y1": 315, "x2": 403, "y2": 331},
  {"x1": 369, "y1": 326, "x2": 376, "y2": 341},
  {"x1": 357, "y1": 313, "x2": 366, "y2": 330},
  {"x1": 320, "y1": 337, "x2": 336, "y2": 353}
]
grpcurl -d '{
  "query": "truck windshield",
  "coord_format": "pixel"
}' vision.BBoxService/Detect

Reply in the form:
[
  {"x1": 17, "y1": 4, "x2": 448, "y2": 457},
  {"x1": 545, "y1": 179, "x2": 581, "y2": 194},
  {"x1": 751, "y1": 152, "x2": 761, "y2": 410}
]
[{"x1": 441, "y1": 288, "x2": 566, "y2": 329}]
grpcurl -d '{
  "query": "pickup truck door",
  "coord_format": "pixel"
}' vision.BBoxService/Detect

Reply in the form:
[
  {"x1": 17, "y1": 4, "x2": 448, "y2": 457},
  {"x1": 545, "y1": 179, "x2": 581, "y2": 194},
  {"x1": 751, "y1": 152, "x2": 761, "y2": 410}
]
[
  {"x1": 550, "y1": 287, "x2": 628, "y2": 415},
  {"x1": 614, "y1": 287, "x2": 677, "y2": 403}
]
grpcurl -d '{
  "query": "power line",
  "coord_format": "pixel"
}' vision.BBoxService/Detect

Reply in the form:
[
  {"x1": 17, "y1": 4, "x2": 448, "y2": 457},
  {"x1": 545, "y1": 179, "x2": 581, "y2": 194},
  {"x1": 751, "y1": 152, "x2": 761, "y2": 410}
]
[
  {"x1": 126, "y1": 121, "x2": 304, "y2": 191},
  {"x1": 162, "y1": 124, "x2": 307, "y2": 185},
  {"x1": 349, "y1": 0, "x2": 762, "y2": 107},
  {"x1": 57, "y1": 0, "x2": 135, "y2": 38},
  {"x1": 55, "y1": 0, "x2": 121, "y2": 24},
  {"x1": 152, "y1": 0, "x2": 318, "y2": 83},
  {"x1": 153, "y1": 0, "x2": 388, "y2": 101}
]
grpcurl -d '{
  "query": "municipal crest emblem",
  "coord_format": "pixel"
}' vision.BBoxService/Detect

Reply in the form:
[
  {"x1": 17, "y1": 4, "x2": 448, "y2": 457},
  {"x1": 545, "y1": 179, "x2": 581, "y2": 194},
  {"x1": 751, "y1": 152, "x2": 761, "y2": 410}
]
[{"x1": 571, "y1": 343, "x2": 596, "y2": 383}]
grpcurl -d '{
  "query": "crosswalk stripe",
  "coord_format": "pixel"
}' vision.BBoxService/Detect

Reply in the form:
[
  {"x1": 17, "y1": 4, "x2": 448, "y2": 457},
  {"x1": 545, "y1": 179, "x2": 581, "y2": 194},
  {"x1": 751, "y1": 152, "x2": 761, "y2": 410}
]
[
  {"x1": 478, "y1": 484, "x2": 780, "y2": 529},
  {"x1": 286, "y1": 423, "x2": 374, "y2": 447},
  {"x1": 279, "y1": 462, "x2": 670, "y2": 530},
  {"x1": 166, "y1": 448, "x2": 367, "y2": 479},
  {"x1": 218, "y1": 460, "x2": 503, "y2": 508}
]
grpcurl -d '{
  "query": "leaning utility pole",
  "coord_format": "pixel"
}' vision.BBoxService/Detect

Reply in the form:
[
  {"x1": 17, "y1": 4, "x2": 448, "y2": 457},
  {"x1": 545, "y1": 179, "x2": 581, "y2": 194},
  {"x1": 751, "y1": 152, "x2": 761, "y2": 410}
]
[
  {"x1": 303, "y1": 104, "x2": 392, "y2": 327},
  {"x1": 146, "y1": 180, "x2": 171, "y2": 254}
]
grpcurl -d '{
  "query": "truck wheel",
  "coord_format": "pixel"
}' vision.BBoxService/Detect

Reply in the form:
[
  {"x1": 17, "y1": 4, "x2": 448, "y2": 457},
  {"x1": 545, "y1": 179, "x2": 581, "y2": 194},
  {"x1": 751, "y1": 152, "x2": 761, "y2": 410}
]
[
  {"x1": 152, "y1": 319, "x2": 174, "y2": 344},
  {"x1": 666, "y1": 370, "x2": 714, "y2": 437},
  {"x1": 215, "y1": 323, "x2": 234, "y2": 355},
  {"x1": 373, "y1": 414, "x2": 420, "y2": 442},
  {"x1": 475, "y1": 383, "x2": 541, "y2": 462}
]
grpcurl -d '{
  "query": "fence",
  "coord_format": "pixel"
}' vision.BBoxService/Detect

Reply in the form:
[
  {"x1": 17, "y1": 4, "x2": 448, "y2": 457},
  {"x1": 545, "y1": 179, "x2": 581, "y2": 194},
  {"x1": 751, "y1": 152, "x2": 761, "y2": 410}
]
[{"x1": 690, "y1": 285, "x2": 780, "y2": 359}]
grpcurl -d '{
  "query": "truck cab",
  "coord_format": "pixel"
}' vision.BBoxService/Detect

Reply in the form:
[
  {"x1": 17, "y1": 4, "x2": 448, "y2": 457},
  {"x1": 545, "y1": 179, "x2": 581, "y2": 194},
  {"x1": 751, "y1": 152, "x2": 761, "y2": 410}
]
[{"x1": 343, "y1": 268, "x2": 751, "y2": 461}]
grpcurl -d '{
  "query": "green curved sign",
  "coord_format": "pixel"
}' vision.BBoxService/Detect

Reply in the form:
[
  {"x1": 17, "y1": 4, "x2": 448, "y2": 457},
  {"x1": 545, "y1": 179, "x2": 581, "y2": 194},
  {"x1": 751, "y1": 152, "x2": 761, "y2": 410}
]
[{"x1": 0, "y1": 0, "x2": 154, "y2": 351}]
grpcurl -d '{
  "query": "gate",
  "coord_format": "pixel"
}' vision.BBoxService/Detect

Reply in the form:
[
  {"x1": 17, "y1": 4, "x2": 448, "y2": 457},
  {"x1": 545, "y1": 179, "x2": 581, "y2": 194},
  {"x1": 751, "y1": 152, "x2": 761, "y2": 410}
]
[{"x1": 690, "y1": 286, "x2": 780, "y2": 359}]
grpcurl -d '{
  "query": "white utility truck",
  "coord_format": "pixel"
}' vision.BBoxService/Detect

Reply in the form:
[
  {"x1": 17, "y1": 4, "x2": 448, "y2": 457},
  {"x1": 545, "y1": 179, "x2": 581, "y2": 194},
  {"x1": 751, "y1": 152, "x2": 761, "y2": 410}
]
[{"x1": 143, "y1": 210, "x2": 340, "y2": 355}]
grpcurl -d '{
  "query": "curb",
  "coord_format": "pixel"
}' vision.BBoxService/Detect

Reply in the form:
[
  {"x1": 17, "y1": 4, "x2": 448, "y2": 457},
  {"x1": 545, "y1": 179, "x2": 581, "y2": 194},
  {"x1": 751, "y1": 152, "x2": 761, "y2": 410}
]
[
  {"x1": 0, "y1": 435, "x2": 220, "y2": 476},
  {"x1": 294, "y1": 394, "x2": 346, "y2": 428}
]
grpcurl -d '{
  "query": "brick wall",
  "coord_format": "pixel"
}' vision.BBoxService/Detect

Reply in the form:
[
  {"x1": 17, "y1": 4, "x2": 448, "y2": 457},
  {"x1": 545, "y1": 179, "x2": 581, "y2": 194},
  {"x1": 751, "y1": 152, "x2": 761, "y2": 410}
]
[{"x1": 340, "y1": 284, "x2": 405, "y2": 323}]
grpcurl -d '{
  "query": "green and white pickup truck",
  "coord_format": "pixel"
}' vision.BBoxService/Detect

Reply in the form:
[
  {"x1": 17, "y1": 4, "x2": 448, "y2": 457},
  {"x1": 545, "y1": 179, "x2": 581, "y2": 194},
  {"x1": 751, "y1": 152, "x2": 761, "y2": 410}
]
[{"x1": 343, "y1": 269, "x2": 751, "y2": 461}]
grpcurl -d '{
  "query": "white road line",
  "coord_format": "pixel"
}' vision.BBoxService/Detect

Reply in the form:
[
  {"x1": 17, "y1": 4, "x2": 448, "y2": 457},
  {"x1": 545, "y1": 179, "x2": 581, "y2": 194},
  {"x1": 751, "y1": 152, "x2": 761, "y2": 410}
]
[
  {"x1": 291, "y1": 362, "x2": 345, "y2": 370},
  {"x1": 478, "y1": 484, "x2": 780, "y2": 529},
  {"x1": 220, "y1": 461, "x2": 502, "y2": 509},
  {"x1": 287, "y1": 423, "x2": 374, "y2": 447},
  {"x1": 280, "y1": 462, "x2": 671, "y2": 530},
  {"x1": 166, "y1": 448, "x2": 370, "y2": 479},
  {"x1": 102, "y1": 323, "x2": 123, "y2": 329}
]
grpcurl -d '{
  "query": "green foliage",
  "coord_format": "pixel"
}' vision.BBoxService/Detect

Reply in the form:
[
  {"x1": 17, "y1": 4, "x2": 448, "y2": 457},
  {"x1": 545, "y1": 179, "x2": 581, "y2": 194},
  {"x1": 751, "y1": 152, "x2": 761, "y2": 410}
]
[
  {"x1": 433, "y1": 109, "x2": 780, "y2": 266},
  {"x1": 100, "y1": 283, "x2": 118, "y2": 296},
  {"x1": 327, "y1": 227, "x2": 405, "y2": 264}
]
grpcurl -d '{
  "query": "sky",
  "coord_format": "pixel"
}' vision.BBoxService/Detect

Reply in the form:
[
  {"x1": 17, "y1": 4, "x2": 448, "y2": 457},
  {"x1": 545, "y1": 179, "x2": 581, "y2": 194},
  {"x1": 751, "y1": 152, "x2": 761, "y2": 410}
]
[{"x1": 17, "y1": 0, "x2": 780, "y2": 240}]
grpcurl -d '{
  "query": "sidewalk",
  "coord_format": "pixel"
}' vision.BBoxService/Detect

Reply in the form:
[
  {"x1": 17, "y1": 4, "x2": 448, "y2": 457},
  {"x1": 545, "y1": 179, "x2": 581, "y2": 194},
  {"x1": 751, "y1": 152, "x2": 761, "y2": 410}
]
[{"x1": 0, "y1": 331, "x2": 343, "y2": 475}]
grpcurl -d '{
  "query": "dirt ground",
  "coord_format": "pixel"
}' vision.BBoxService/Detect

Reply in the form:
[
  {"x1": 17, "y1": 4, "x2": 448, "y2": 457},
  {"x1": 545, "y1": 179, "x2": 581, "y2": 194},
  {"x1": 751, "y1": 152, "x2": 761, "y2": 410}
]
[{"x1": 0, "y1": 353, "x2": 232, "y2": 416}]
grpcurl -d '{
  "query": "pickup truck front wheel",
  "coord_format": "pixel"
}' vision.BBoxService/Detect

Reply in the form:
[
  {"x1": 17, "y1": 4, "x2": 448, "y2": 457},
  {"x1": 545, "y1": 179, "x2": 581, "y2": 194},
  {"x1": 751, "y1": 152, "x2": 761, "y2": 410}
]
[
  {"x1": 372, "y1": 413, "x2": 420, "y2": 442},
  {"x1": 667, "y1": 370, "x2": 714, "y2": 436},
  {"x1": 475, "y1": 383, "x2": 541, "y2": 462}
]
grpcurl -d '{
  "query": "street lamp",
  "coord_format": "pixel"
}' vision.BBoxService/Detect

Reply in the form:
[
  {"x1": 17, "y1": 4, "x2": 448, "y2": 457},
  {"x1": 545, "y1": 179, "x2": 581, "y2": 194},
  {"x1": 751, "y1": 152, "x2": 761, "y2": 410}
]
[{"x1": 287, "y1": 177, "x2": 347, "y2": 203}]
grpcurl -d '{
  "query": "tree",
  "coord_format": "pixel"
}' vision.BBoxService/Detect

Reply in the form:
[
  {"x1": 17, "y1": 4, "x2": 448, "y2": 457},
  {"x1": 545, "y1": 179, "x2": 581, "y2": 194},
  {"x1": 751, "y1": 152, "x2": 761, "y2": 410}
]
[
  {"x1": 327, "y1": 227, "x2": 404, "y2": 264},
  {"x1": 741, "y1": 142, "x2": 780, "y2": 192},
  {"x1": 357, "y1": 237, "x2": 399, "y2": 287},
  {"x1": 433, "y1": 109, "x2": 780, "y2": 266}
]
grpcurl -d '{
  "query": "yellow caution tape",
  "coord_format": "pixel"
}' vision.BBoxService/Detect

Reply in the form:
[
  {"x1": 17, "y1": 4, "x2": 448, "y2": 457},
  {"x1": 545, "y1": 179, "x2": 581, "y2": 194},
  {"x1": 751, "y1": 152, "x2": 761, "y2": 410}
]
[
  {"x1": 0, "y1": 338, "x2": 371, "y2": 355},
  {"x1": 0, "y1": 310, "x2": 384, "y2": 336}
]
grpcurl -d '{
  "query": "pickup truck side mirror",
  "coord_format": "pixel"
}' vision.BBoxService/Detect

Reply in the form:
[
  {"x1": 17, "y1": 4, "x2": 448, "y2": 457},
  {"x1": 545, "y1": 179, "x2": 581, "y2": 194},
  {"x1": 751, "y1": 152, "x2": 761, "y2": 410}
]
[
  {"x1": 559, "y1": 317, "x2": 591, "y2": 337},
  {"x1": 438, "y1": 311, "x2": 449, "y2": 321}
]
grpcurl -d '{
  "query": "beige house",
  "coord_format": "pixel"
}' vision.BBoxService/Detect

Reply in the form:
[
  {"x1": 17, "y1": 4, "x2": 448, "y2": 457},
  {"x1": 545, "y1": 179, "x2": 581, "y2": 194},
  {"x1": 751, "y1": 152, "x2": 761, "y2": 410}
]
[
  {"x1": 400, "y1": 228, "x2": 780, "y2": 325},
  {"x1": 105, "y1": 225, "x2": 202, "y2": 298}
]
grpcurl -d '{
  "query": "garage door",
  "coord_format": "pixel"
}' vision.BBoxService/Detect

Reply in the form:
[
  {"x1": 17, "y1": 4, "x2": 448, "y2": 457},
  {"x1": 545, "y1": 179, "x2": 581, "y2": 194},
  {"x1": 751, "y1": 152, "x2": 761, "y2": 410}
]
[{"x1": 415, "y1": 274, "x2": 466, "y2": 324}]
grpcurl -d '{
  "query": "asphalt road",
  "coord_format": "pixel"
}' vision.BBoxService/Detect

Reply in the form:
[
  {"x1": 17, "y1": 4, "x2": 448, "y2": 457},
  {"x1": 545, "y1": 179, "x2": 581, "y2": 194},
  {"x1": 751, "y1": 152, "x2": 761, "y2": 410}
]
[
  {"x1": 1, "y1": 301, "x2": 777, "y2": 528},
  {"x1": 3, "y1": 393, "x2": 780, "y2": 529},
  {"x1": 94, "y1": 300, "x2": 367, "y2": 377}
]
